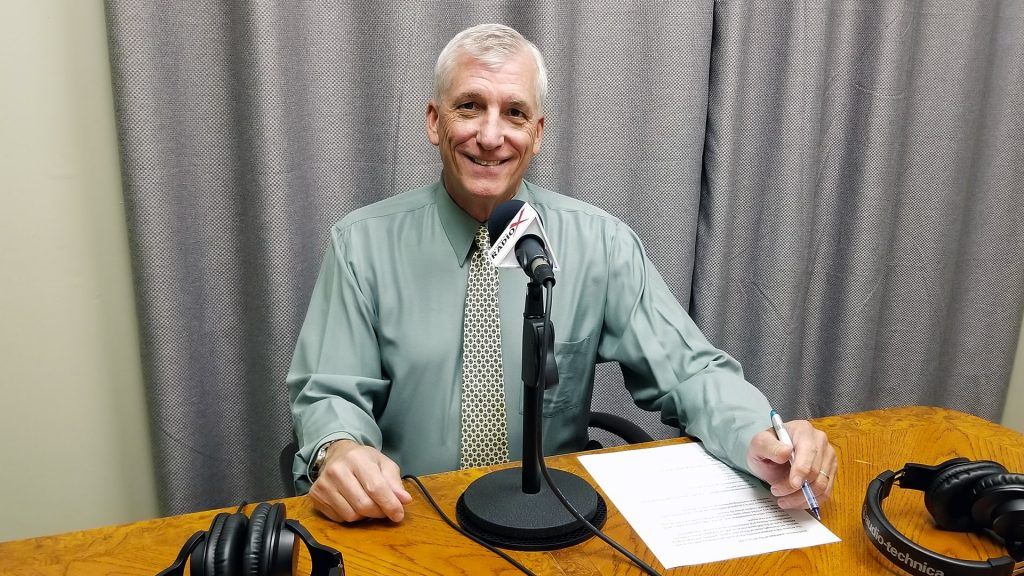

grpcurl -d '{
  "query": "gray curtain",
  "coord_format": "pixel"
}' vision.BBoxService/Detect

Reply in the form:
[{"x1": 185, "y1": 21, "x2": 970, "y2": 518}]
[
  {"x1": 106, "y1": 0, "x2": 1023, "y2": 514},
  {"x1": 692, "y1": 1, "x2": 1024, "y2": 421}
]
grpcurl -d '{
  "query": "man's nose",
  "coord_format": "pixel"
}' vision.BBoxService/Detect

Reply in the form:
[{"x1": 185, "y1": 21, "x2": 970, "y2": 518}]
[{"x1": 476, "y1": 111, "x2": 504, "y2": 150}]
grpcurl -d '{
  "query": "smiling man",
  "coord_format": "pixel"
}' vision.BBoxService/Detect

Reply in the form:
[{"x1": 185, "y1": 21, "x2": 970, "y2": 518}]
[{"x1": 288, "y1": 23, "x2": 837, "y2": 525}]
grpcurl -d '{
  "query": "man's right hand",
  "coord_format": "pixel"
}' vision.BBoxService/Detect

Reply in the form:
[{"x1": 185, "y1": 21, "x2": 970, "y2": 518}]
[{"x1": 308, "y1": 440, "x2": 414, "y2": 523}]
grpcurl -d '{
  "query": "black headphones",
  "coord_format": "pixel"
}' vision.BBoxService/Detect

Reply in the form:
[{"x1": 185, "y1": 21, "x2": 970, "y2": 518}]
[
  {"x1": 862, "y1": 457, "x2": 1024, "y2": 576},
  {"x1": 157, "y1": 502, "x2": 344, "y2": 576}
]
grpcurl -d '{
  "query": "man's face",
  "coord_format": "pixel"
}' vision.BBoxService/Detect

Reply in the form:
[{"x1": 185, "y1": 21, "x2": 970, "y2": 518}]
[{"x1": 427, "y1": 50, "x2": 544, "y2": 222}]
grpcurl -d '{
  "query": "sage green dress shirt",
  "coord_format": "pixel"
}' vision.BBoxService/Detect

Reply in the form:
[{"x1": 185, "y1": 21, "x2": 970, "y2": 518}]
[{"x1": 288, "y1": 180, "x2": 772, "y2": 493}]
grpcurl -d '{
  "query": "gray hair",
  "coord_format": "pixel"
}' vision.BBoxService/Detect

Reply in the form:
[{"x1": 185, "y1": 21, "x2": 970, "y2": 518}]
[{"x1": 433, "y1": 23, "x2": 548, "y2": 114}]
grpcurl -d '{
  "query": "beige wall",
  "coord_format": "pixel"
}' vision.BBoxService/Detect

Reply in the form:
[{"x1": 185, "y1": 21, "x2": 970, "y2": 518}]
[
  {"x1": 1001, "y1": 317, "x2": 1024, "y2": 433},
  {"x1": 0, "y1": 1, "x2": 158, "y2": 541}
]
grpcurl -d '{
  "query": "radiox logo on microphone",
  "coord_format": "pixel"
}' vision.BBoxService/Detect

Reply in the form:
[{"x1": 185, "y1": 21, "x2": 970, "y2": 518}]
[{"x1": 488, "y1": 207, "x2": 530, "y2": 261}]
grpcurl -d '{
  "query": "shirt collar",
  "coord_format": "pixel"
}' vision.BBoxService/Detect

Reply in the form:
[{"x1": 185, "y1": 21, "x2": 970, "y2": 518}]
[{"x1": 434, "y1": 180, "x2": 533, "y2": 267}]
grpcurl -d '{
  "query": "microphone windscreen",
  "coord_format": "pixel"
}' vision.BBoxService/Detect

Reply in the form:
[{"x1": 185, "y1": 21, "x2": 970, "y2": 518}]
[{"x1": 487, "y1": 199, "x2": 526, "y2": 246}]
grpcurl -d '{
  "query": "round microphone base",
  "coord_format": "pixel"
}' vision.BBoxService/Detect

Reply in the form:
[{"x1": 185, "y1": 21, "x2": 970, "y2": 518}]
[{"x1": 456, "y1": 467, "x2": 606, "y2": 550}]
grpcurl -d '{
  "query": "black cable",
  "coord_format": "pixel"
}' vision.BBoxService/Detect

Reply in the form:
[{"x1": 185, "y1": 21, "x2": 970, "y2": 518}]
[
  {"x1": 535, "y1": 283, "x2": 663, "y2": 576},
  {"x1": 401, "y1": 474, "x2": 537, "y2": 576}
]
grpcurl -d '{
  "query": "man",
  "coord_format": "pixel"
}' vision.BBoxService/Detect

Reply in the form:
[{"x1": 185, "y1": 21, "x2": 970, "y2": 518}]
[{"x1": 288, "y1": 23, "x2": 836, "y2": 524}]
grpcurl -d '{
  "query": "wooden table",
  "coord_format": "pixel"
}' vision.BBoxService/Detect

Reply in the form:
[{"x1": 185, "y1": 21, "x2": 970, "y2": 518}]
[{"x1": 3, "y1": 406, "x2": 1023, "y2": 575}]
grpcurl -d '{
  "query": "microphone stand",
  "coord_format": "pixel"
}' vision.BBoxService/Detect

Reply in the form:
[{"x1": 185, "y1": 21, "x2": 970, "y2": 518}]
[
  {"x1": 520, "y1": 280, "x2": 551, "y2": 494},
  {"x1": 456, "y1": 281, "x2": 607, "y2": 550}
]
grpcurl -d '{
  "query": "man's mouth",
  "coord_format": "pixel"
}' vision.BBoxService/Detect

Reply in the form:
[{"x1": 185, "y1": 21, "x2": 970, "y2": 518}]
[{"x1": 466, "y1": 155, "x2": 505, "y2": 167}]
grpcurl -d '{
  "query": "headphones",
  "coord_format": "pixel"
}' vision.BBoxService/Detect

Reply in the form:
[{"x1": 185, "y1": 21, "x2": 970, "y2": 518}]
[
  {"x1": 862, "y1": 457, "x2": 1024, "y2": 576},
  {"x1": 157, "y1": 502, "x2": 344, "y2": 576}
]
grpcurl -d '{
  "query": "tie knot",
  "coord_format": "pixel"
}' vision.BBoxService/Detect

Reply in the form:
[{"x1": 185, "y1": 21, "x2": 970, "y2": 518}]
[{"x1": 474, "y1": 225, "x2": 491, "y2": 252}]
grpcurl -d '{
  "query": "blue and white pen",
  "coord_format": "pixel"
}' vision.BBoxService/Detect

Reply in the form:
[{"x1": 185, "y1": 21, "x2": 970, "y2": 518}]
[{"x1": 769, "y1": 410, "x2": 821, "y2": 520}]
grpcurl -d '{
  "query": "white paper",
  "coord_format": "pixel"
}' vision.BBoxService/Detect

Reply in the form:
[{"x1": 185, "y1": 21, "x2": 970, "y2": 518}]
[{"x1": 577, "y1": 443, "x2": 840, "y2": 568}]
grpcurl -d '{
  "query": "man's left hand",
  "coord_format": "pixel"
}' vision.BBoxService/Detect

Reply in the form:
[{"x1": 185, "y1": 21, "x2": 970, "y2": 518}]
[{"x1": 746, "y1": 420, "x2": 836, "y2": 511}]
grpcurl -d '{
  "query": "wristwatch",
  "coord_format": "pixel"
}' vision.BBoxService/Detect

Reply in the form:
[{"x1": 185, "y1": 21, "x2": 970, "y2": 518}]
[{"x1": 311, "y1": 440, "x2": 339, "y2": 482}]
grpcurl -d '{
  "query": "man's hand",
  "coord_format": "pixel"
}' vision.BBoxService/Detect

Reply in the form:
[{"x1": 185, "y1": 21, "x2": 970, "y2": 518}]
[
  {"x1": 308, "y1": 440, "x2": 414, "y2": 523},
  {"x1": 746, "y1": 420, "x2": 836, "y2": 511}
]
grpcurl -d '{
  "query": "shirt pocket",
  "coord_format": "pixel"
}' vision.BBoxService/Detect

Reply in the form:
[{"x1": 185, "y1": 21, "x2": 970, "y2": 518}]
[{"x1": 518, "y1": 336, "x2": 592, "y2": 417}]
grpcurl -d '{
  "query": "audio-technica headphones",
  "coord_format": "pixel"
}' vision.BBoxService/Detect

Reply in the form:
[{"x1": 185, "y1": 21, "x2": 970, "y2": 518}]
[
  {"x1": 862, "y1": 457, "x2": 1024, "y2": 576},
  {"x1": 157, "y1": 502, "x2": 344, "y2": 576}
]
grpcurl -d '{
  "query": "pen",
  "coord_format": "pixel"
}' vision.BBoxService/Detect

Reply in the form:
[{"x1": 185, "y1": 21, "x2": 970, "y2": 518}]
[{"x1": 769, "y1": 410, "x2": 821, "y2": 520}]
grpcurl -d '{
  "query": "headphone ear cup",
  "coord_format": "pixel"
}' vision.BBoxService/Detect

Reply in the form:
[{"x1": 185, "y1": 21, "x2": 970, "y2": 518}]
[
  {"x1": 970, "y1": 473, "x2": 1024, "y2": 541},
  {"x1": 209, "y1": 512, "x2": 249, "y2": 576},
  {"x1": 244, "y1": 503, "x2": 273, "y2": 576},
  {"x1": 191, "y1": 513, "x2": 227, "y2": 576},
  {"x1": 265, "y1": 503, "x2": 296, "y2": 576},
  {"x1": 925, "y1": 460, "x2": 1007, "y2": 531}
]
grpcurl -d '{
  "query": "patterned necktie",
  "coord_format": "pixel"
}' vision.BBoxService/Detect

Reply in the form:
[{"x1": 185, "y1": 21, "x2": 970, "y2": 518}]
[{"x1": 459, "y1": 225, "x2": 510, "y2": 468}]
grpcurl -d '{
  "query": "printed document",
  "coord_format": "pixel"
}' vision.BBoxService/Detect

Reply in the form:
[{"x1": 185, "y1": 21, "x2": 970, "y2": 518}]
[{"x1": 577, "y1": 442, "x2": 840, "y2": 568}]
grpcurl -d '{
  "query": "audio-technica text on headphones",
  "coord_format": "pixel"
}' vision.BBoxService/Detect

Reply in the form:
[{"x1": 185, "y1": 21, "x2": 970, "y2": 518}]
[
  {"x1": 157, "y1": 502, "x2": 344, "y2": 576},
  {"x1": 862, "y1": 457, "x2": 1024, "y2": 576}
]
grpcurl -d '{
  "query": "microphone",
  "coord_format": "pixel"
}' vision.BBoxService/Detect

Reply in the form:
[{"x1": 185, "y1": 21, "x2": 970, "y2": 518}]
[
  {"x1": 460, "y1": 210, "x2": 608, "y2": 555},
  {"x1": 486, "y1": 200, "x2": 556, "y2": 285}
]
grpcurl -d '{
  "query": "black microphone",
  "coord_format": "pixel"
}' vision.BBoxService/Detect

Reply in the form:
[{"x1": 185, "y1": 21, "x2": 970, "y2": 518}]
[{"x1": 487, "y1": 200, "x2": 555, "y2": 285}]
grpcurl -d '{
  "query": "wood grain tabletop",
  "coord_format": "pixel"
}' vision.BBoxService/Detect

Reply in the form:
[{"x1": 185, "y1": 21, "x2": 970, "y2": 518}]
[{"x1": 2, "y1": 406, "x2": 1022, "y2": 575}]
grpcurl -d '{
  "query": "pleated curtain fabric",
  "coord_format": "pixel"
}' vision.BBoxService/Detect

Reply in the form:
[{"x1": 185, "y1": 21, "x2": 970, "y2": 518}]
[
  {"x1": 105, "y1": 0, "x2": 1024, "y2": 514},
  {"x1": 692, "y1": 1, "x2": 1024, "y2": 421}
]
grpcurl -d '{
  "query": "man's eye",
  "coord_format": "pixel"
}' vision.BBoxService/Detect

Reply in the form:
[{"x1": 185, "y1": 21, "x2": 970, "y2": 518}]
[
  {"x1": 457, "y1": 102, "x2": 477, "y2": 110},
  {"x1": 509, "y1": 108, "x2": 524, "y2": 118}
]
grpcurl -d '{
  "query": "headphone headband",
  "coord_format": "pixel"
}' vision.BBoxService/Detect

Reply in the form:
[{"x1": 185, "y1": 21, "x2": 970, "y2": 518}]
[{"x1": 863, "y1": 465, "x2": 1019, "y2": 576}]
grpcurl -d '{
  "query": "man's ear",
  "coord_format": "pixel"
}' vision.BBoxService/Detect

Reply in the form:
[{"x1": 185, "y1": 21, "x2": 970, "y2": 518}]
[
  {"x1": 532, "y1": 116, "x2": 544, "y2": 155},
  {"x1": 426, "y1": 101, "x2": 440, "y2": 146}
]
